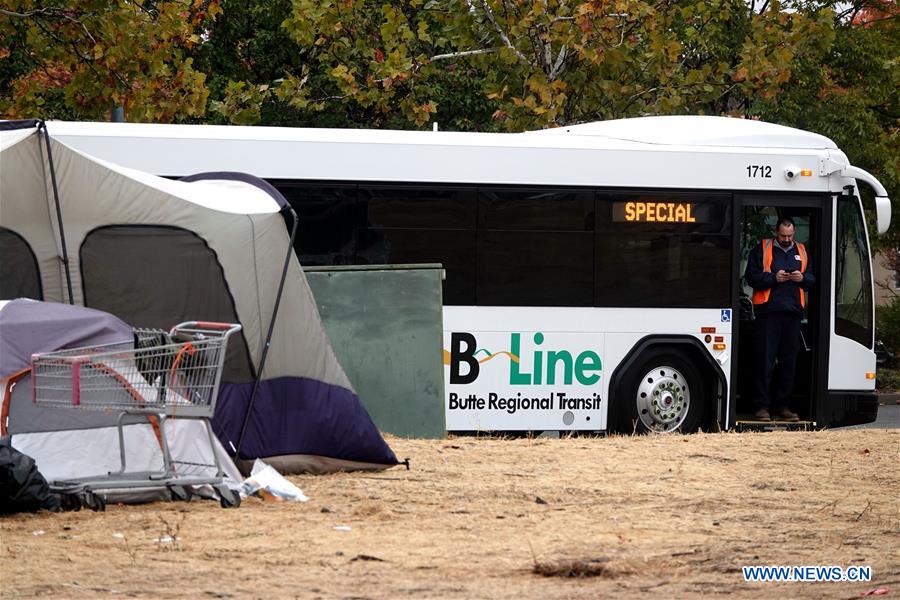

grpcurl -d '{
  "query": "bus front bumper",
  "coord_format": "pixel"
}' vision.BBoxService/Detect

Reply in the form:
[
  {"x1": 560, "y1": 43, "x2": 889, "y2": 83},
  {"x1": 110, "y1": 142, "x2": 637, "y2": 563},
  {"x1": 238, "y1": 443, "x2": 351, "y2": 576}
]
[{"x1": 827, "y1": 392, "x2": 879, "y2": 427}]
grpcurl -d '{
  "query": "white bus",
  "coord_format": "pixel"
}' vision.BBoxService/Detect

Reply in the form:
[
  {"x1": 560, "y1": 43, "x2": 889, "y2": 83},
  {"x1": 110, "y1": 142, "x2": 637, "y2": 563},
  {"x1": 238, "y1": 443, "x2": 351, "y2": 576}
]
[{"x1": 48, "y1": 116, "x2": 892, "y2": 433}]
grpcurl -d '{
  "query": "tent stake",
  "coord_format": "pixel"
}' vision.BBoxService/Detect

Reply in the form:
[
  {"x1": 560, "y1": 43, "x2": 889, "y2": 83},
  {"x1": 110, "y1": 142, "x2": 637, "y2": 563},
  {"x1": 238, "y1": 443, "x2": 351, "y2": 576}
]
[
  {"x1": 38, "y1": 121, "x2": 75, "y2": 304},
  {"x1": 234, "y1": 206, "x2": 299, "y2": 459}
]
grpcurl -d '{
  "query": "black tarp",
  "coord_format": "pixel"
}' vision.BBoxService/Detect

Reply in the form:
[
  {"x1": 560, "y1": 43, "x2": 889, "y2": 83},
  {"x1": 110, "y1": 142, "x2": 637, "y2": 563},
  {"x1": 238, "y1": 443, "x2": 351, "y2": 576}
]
[{"x1": 0, "y1": 437, "x2": 59, "y2": 513}]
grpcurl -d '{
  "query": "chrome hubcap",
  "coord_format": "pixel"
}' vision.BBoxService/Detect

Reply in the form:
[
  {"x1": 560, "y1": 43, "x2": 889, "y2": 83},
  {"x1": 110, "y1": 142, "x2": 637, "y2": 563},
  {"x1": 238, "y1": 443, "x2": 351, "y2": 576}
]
[{"x1": 635, "y1": 365, "x2": 690, "y2": 433}]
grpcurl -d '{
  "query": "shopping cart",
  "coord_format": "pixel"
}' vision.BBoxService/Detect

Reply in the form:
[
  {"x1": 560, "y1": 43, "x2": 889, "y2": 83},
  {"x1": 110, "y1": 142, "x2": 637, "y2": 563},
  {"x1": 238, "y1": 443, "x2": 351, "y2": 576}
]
[{"x1": 30, "y1": 321, "x2": 243, "y2": 508}]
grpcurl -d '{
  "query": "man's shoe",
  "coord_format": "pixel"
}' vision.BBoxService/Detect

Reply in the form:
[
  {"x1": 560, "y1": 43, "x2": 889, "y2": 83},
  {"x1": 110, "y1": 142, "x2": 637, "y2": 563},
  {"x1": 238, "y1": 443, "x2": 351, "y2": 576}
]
[
  {"x1": 773, "y1": 407, "x2": 799, "y2": 422},
  {"x1": 753, "y1": 408, "x2": 772, "y2": 421}
]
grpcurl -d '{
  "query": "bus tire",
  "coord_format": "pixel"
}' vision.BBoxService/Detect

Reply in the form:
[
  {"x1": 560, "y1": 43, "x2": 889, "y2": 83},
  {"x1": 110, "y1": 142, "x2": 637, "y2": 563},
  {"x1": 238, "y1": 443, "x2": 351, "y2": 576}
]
[{"x1": 616, "y1": 349, "x2": 705, "y2": 434}]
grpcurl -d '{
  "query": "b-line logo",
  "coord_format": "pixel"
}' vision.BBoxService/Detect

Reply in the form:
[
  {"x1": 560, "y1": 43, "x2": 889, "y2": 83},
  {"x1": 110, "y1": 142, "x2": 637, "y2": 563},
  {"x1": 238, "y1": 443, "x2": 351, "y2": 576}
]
[{"x1": 445, "y1": 332, "x2": 602, "y2": 385}]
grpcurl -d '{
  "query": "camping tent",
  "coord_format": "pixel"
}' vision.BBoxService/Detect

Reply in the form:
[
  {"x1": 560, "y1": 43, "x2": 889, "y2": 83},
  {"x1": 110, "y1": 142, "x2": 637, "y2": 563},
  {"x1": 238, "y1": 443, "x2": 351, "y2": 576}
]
[{"x1": 0, "y1": 119, "x2": 398, "y2": 473}]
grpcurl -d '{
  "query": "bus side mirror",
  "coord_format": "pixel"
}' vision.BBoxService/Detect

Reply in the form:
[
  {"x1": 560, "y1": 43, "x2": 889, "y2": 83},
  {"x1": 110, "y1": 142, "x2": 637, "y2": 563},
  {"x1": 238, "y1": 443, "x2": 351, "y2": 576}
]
[
  {"x1": 875, "y1": 195, "x2": 891, "y2": 235},
  {"x1": 840, "y1": 166, "x2": 891, "y2": 235}
]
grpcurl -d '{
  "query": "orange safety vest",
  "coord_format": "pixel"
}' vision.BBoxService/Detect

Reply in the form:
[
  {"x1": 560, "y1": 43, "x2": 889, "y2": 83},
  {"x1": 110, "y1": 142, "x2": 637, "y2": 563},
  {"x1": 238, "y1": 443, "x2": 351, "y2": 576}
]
[{"x1": 751, "y1": 239, "x2": 808, "y2": 308}]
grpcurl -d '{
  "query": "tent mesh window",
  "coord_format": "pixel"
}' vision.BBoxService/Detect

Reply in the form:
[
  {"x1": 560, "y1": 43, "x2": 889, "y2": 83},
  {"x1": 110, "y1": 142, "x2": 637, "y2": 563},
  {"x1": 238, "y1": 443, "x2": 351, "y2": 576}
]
[
  {"x1": 0, "y1": 227, "x2": 42, "y2": 300},
  {"x1": 80, "y1": 226, "x2": 255, "y2": 382}
]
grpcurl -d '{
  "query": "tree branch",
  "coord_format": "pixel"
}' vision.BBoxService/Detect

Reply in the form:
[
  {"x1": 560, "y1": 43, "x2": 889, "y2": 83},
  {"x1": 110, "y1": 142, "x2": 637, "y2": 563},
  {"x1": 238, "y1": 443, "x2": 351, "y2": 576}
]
[
  {"x1": 431, "y1": 48, "x2": 500, "y2": 61},
  {"x1": 31, "y1": 15, "x2": 129, "y2": 91},
  {"x1": 0, "y1": 7, "x2": 58, "y2": 18},
  {"x1": 1, "y1": 7, "x2": 99, "y2": 46},
  {"x1": 853, "y1": 13, "x2": 900, "y2": 26},
  {"x1": 837, "y1": 1, "x2": 866, "y2": 22},
  {"x1": 476, "y1": 0, "x2": 529, "y2": 65},
  {"x1": 542, "y1": 27, "x2": 552, "y2": 75},
  {"x1": 549, "y1": 46, "x2": 569, "y2": 80}
]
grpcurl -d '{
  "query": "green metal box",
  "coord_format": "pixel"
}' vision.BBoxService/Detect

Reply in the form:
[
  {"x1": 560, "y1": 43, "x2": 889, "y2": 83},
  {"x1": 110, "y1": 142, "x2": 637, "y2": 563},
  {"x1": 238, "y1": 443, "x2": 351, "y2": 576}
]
[{"x1": 304, "y1": 264, "x2": 445, "y2": 438}]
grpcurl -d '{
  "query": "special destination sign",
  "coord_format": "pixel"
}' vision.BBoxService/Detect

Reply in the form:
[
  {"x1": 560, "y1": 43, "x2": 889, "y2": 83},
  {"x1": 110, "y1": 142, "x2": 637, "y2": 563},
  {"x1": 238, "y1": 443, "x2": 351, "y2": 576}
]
[{"x1": 613, "y1": 201, "x2": 707, "y2": 223}]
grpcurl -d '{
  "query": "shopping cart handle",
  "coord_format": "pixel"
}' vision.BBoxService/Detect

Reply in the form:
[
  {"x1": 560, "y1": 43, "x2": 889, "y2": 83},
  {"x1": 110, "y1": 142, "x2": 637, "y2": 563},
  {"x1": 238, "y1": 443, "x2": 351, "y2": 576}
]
[{"x1": 184, "y1": 321, "x2": 235, "y2": 331}]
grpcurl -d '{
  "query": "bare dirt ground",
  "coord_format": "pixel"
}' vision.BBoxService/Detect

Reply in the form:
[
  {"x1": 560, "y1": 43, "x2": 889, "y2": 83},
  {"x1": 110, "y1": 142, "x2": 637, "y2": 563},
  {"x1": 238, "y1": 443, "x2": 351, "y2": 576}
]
[{"x1": 2, "y1": 429, "x2": 898, "y2": 599}]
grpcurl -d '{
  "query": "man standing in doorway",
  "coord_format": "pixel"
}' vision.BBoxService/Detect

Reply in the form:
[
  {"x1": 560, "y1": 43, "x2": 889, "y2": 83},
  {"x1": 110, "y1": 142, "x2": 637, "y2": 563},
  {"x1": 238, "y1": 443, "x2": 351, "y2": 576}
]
[{"x1": 745, "y1": 217, "x2": 815, "y2": 421}]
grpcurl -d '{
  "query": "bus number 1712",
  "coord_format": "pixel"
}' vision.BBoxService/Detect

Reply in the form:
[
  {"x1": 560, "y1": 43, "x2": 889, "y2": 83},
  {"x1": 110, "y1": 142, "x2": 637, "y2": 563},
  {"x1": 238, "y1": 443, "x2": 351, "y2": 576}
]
[{"x1": 747, "y1": 165, "x2": 772, "y2": 178}]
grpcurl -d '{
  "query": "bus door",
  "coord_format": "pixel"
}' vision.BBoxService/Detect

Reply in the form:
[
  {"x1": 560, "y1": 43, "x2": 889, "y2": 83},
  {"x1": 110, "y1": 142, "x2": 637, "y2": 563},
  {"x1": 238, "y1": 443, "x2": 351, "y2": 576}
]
[{"x1": 733, "y1": 196, "x2": 829, "y2": 426}]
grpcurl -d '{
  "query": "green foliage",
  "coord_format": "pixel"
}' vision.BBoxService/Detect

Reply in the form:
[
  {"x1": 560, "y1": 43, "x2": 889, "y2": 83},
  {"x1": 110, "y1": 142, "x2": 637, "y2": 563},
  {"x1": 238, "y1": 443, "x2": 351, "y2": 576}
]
[
  {"x1": 877, "y1": 297, "x2": 900, "y2": 392},
  {"x1": 196, "y1": 0, "x2": 318, "y2": 126},
  {"x1": 753, "y1": 1, "x2": 899, "y2": 247},
  {"x1": 201, "y1": 0, "x2": 846, "y2": 133},
  {"x1": 198, "y1": 0, "x2": 496, "y2": 129},
  {"x1": 0, "y1": 1, "x2": 220, "y2": 122},
  {"x1": 277, "y1": 0, "x2": 497, "y2": 130},
  {"x1": 876, "y1": 297, "x2": 900, "y2": 354},
  {"x1": 876, "y1": 366, "x2": 900, "y2": 392}
]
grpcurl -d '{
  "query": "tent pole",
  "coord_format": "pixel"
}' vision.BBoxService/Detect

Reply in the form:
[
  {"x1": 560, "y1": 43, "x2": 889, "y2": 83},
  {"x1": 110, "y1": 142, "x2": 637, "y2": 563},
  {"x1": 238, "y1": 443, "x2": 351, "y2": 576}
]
[
  {"x1": 234, "y1": 206, "x2": 299, "y2": 459},
  {"x1": 38, "y1": 121, "x2": 75, "y2": 305}
]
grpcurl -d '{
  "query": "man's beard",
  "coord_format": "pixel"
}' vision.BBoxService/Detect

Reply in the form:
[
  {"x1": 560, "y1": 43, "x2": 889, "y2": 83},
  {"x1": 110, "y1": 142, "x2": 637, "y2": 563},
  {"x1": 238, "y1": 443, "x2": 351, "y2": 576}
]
[{"x1": 778, "y1": 240, "x2": 792, "y2": 248}]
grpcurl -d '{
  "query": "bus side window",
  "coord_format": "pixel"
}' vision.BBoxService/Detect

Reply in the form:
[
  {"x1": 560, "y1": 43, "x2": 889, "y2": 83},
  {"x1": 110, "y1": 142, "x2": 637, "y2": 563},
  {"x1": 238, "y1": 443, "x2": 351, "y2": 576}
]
[
  {"x1": 597, "y1": 193, "x2": 731, "y2": 308},
  {"x1": 476, "y1": 188, "x2": 594, "y2": 307},
  {"x1": 358, "y1": 185, "x2": 477, "y2": 305},
  {"x1": 276, "y1": 183, "x2": 358, "y2": 266}
]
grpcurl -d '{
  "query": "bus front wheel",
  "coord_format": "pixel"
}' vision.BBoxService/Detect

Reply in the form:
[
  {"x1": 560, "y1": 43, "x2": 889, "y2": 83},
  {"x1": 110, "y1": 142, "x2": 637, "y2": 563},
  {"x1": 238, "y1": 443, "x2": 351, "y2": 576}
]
[{"x1": 618, "y1": 350, "x2": 705, "y2": 434}]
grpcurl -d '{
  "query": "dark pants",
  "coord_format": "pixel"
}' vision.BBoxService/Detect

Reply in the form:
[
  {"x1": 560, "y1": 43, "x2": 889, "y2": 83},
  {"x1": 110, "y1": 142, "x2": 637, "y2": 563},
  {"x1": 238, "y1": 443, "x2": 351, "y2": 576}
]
[{"x1": 752, "y1": 312, "x2": 801, "y2": 411}]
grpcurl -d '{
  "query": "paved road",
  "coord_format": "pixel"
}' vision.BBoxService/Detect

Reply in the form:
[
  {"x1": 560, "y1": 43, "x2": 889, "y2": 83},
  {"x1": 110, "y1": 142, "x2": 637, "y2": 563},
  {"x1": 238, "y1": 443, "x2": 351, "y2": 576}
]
[{"x1": 844, "y1": 402, "x2": 900, "y2": 429}]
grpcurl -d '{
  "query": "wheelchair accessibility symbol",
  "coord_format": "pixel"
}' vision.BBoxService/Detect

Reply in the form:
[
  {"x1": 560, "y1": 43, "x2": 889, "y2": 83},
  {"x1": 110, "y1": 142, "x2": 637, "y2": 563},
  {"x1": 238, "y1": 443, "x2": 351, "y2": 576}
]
[{"x1": 721, "y1": 309, "x2": 732, "y2": 323}]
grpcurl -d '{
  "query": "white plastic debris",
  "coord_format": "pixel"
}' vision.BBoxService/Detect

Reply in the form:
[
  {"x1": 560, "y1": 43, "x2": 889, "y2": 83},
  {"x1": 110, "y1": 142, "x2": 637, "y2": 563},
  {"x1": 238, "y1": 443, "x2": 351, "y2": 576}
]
[
  {"x1": 334, "y1": 525, "x2": 352, "y2": 532},
  {"x1": 32, "y1": 530, "x2": 45, "y2": 536},
  {"x1": 112, "y1": 533, "x2": 125, "y2": 539},
  {"x1": 155, "y1": 535, "x2": 174, "y2": 544},
  {"x1": 237, "y1": 459, "x2": 309, "y2": 502}
]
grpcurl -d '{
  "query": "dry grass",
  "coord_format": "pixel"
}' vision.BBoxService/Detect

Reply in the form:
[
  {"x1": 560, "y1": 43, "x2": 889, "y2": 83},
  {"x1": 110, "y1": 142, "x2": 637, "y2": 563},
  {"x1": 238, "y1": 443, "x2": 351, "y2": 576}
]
[{"x1": 1, "y1": 429, "x2": 898, "y2": 598}]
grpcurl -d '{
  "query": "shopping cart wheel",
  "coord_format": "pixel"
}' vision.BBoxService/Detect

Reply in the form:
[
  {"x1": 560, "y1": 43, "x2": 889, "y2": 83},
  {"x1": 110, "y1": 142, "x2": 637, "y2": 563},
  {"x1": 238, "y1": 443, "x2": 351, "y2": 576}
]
[
  {"x1": 168, "y1": 485, "x2": 192, "y2": 502},
  {"x1": 217, "y1": 486, "x2": 241, "y2": 509},
  {"x1": 82, "y1": 491, "x2": 106, "y2": 512},
  {"x1": 56, "y1": 489, "x2": 106, "y2": 512}
]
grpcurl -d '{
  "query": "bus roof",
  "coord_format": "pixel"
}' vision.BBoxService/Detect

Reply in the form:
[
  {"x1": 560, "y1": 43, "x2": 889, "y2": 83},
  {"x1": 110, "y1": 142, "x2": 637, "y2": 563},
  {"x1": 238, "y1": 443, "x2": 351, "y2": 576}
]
[
  {"x1": 44, "y1": 116, "x2": 860, "y2": 199},
  {"x1": 48, "y1": 115, "x2": 837, "y2": 151},
  {"x1": 526, "y1": 116, "x2": 838, "y2": 150}
]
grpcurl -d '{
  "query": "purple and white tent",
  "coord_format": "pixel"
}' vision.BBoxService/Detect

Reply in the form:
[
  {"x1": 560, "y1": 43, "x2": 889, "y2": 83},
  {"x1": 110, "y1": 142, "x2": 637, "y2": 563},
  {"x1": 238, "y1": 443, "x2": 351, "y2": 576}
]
[{"x1": 0, "y1": 120, "x2": 397, "y2": 473}]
